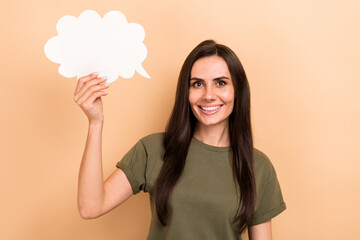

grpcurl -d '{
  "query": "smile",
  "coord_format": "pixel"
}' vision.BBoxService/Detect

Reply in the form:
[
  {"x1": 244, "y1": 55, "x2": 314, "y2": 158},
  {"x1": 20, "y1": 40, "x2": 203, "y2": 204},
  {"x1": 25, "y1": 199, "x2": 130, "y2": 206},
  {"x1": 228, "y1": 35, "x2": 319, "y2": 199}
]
[
  {"x1": 197, "y1": 105, "x2": 223, "y2": 116},
  {"x1": 200, "y1": 105, "x2": 222, "y2": 111}
]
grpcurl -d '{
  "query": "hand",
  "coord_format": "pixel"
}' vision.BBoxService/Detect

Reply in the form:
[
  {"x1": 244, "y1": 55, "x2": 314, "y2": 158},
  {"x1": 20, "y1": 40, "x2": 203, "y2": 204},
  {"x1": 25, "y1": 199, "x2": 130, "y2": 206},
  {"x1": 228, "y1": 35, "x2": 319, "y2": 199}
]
[{"x1": 73, "y1": 73, "x2": 110, "y2": 123}]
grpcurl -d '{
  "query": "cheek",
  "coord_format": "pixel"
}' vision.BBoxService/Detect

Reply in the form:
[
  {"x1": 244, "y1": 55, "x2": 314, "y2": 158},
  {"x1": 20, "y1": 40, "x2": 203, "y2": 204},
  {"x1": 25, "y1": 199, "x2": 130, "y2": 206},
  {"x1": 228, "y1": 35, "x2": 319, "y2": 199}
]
[
  {"x1": 220, "y1": 90, "x2": 235, "y2": 104},
  {"x1": 188, "y1": 89, "x2": 198, "y2": 105}
]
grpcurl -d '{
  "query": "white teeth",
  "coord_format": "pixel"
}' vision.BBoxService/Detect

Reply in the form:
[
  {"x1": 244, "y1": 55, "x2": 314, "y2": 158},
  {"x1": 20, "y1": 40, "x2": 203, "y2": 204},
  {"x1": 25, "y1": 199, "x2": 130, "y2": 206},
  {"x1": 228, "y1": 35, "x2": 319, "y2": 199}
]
[{"x1": 201, "y1": 105, "x2": 221, "y2": 111}]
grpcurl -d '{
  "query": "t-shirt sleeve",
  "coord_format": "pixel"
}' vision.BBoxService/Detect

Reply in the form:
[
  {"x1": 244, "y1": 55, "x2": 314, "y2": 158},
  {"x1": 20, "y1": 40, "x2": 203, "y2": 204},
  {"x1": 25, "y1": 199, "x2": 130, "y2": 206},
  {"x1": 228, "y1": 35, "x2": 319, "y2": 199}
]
[
  {"x1": 249, "y1": 156, "x2": 286, "y2": 226},
  {"x1": 116, "y1": 139, "x2": 148, "y2": 195}
]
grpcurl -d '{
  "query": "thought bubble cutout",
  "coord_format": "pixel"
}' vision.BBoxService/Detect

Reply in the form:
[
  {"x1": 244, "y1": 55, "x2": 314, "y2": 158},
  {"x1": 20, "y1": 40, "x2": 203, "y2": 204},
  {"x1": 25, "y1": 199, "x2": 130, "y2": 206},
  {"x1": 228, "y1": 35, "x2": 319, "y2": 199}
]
[{"x1": 44, "y1": 10, "x2": 150, "y2": 83}]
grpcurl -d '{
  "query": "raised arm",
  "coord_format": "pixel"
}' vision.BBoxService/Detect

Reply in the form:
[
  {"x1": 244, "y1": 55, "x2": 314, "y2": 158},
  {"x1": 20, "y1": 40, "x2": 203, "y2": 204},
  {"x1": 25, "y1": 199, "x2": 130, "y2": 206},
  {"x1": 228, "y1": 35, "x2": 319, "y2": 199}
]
[{"x1": 74, "y1": 73, "x2": 133, "y2": 219}]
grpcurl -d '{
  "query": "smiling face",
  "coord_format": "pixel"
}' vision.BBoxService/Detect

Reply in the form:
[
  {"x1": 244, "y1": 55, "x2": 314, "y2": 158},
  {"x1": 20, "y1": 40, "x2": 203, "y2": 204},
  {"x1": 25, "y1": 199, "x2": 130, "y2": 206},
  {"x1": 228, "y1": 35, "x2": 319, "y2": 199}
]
[{"x1": 189, "y1": 56, "x2": 235, "y2": 130}]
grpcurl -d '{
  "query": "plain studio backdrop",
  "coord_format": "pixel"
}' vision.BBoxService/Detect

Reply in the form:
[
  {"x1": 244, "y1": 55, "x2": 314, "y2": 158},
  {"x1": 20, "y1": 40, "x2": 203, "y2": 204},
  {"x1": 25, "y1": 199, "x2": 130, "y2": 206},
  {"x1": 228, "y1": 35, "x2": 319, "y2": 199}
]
[{"x1": 1, "y1": 0, "x2": 359, "y2": 239}]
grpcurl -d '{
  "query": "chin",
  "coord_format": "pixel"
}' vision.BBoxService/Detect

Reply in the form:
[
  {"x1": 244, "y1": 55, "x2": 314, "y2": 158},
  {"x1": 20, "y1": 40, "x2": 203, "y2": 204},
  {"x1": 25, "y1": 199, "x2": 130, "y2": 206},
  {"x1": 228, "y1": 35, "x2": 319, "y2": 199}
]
[{"x1": 197, "y1": 118, "x2": 228, "y2": 128}]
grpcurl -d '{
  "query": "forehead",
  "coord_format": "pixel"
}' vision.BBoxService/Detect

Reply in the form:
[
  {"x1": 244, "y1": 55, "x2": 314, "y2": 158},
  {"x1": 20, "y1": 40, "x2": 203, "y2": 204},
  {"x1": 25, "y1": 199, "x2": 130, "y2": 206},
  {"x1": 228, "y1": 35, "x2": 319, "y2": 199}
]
[{"x1": 190, "y1": 56, "x2": 230, "y2": 78}]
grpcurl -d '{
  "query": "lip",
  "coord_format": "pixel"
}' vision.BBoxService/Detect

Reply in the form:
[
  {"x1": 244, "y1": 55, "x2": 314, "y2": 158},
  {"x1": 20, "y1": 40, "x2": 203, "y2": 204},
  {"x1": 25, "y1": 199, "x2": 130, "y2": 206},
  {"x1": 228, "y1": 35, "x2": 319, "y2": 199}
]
[{"x1": 198, "y1": 104, "x2": 223, "y2": 115}]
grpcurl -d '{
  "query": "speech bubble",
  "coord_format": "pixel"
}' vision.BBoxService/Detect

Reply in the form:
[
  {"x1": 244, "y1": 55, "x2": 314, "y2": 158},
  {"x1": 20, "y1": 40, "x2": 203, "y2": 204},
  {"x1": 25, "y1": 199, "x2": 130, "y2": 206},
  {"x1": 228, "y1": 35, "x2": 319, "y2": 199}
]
[{"x1": 44, "y1": 10, "x2": 150, "y2": 83}]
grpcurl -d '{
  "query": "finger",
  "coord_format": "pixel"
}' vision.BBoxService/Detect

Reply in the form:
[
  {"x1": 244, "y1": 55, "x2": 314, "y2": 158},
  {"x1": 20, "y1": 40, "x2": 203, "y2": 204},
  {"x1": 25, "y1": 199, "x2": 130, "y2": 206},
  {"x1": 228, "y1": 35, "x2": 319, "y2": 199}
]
[
  {"x1": 74, "y1": 77, "x2": 108, "y2": 102},
  {"x1": 75, "y1": 83, "x2": 109, "y2": 105},
  {"x1": 85, "y1": 90, "x2": 109, "y2": 106},
  {"x1": 81, "y1": 91, "x2": 109, "y2": 110},
  {"x1": 74, "y1": 72, "x2": 99, "y2": 95}
]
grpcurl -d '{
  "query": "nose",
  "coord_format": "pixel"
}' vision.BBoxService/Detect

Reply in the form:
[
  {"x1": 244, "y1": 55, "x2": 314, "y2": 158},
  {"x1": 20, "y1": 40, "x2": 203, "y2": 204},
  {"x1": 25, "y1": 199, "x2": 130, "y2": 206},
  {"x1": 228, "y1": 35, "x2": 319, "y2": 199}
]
[{"x1": 203, "y1": 85, "x2": 216, "y2": 101}]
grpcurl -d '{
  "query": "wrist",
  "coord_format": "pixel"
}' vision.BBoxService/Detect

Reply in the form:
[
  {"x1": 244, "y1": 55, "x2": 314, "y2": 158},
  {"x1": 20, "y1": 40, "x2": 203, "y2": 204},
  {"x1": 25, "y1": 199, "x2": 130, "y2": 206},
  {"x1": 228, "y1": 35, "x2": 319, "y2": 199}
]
[{"x1": 89, "y1": 119, "x2": 104, "y2": 127}]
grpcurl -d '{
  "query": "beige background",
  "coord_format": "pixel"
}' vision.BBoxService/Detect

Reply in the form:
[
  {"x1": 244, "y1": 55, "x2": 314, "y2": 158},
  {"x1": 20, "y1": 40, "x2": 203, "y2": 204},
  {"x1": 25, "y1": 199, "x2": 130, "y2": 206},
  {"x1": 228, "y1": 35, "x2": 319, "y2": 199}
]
[{"x1": 1, "y1": 0, "x2": 359, "y2": 239}]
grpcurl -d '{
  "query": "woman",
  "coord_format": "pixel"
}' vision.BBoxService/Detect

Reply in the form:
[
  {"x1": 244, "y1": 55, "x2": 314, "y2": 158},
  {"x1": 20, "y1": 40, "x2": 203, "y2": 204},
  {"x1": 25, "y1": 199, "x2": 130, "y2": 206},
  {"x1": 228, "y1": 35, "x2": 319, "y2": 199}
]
[{"x1": 74, "y1": 40, "x2": 286, "y2": 239}]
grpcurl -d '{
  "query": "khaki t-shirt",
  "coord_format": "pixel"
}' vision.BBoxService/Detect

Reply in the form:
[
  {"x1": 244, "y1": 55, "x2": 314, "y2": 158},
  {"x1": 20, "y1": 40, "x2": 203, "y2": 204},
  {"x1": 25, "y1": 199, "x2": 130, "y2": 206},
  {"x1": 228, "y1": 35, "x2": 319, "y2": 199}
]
[{"x1": 116, "y1": 133, "x2": 286, "y2": 240}]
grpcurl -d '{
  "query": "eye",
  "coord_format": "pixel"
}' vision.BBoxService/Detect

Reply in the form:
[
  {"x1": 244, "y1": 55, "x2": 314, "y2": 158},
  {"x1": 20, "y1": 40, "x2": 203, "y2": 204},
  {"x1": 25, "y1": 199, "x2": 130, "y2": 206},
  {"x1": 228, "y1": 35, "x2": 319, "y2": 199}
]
[
  {"x1": 217, "y1": 80, "x2": 227, "y2": 86},
  {"x1": 191, "y1": 81, "x2": 203, "y2": 87}
]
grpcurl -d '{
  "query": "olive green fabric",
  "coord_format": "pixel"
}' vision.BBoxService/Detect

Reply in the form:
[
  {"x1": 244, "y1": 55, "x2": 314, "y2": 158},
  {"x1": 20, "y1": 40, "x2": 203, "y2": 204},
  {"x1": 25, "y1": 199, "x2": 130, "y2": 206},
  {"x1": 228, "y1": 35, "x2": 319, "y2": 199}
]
[{"x1": 116, "y1": 133, "x2": 286, "y2": 240}]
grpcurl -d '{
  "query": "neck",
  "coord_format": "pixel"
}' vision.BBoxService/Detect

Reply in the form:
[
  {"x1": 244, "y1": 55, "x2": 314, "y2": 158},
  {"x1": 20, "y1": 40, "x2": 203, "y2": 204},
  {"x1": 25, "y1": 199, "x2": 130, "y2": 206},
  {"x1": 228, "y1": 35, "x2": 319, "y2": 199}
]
[{"x1": 193, "y1": 122, "x2": 230, "y2": 147}]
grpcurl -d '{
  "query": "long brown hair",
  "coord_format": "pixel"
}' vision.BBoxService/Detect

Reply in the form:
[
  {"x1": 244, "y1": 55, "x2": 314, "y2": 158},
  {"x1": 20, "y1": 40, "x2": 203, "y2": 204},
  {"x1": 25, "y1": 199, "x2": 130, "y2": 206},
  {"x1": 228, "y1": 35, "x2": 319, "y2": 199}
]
[{"x1": 153, "y1": 39, "x2": 256, "y2": 233}]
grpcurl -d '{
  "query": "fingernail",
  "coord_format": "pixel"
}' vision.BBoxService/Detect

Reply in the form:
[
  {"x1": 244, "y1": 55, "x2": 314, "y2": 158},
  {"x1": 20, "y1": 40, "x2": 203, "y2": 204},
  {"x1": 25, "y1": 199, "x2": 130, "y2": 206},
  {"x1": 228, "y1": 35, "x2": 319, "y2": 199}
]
[
  {"x1": 100, "y1": 76, "x2": 107, "y2": 80},
  {"x1": 93, "y1": 72, "x2": 99, "y2": 76}
]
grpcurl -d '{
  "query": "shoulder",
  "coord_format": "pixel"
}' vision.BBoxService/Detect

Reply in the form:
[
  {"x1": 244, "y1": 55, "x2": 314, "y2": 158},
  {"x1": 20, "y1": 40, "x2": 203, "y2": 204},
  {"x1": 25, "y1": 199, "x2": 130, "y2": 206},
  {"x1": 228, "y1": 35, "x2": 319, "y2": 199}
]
[
  {"x1": 139, "y1": 132, "x2": 165, "y2": 155},
  {"x1": 253, "y1": 148, "x2": 277, "y2": 183},
  {"x1": 251, "y1": 148, "x2": 286, "y2": 225},
  {"x1": 140, "y1": 132, "x2": 164, "y2": 145},
  {"x1": 254, "y1": 148, "x2": 272, "y2": 168}
]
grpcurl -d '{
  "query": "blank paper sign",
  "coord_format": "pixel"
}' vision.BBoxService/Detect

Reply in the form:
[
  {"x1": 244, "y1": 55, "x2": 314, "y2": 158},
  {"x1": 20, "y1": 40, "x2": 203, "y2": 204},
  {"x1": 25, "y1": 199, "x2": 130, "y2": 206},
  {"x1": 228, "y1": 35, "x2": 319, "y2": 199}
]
[{"x1": 44, "y1": 10, "x2": 150, "y2": 83}]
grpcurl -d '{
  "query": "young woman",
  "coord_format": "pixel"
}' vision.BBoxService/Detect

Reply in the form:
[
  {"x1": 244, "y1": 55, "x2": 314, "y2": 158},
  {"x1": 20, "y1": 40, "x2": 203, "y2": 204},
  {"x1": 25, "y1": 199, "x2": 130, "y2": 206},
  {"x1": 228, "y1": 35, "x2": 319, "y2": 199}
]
[{"x1": 74, "y1": 40, "x2": 286, "y2": 239}]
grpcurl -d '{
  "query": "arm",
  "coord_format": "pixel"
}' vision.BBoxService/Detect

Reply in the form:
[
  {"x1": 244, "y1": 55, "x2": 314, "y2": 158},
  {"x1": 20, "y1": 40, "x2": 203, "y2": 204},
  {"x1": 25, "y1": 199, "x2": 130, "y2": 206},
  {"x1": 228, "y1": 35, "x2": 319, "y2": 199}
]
[
  {"x1": 75, "y1": 73, "x2": 133, "y2": 219},
  {"x1": 248, "y1": 220, "x2": 272, "y2": 240}
]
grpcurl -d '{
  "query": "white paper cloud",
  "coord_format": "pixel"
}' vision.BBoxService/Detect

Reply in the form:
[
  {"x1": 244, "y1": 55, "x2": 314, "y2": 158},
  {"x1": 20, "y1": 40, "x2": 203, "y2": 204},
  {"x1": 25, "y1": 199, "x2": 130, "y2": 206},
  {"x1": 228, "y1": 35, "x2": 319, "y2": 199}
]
[{"x1": 44, "y1": 10, "x2": 150, "y2": 83}]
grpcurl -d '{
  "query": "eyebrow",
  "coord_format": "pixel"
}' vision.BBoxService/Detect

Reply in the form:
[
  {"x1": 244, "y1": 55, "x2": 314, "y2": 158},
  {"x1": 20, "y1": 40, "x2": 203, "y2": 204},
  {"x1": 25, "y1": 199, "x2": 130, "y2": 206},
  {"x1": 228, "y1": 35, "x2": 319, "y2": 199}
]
[{"x1": 190, "y1": 76, "x2": 230, "y2": 81}]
